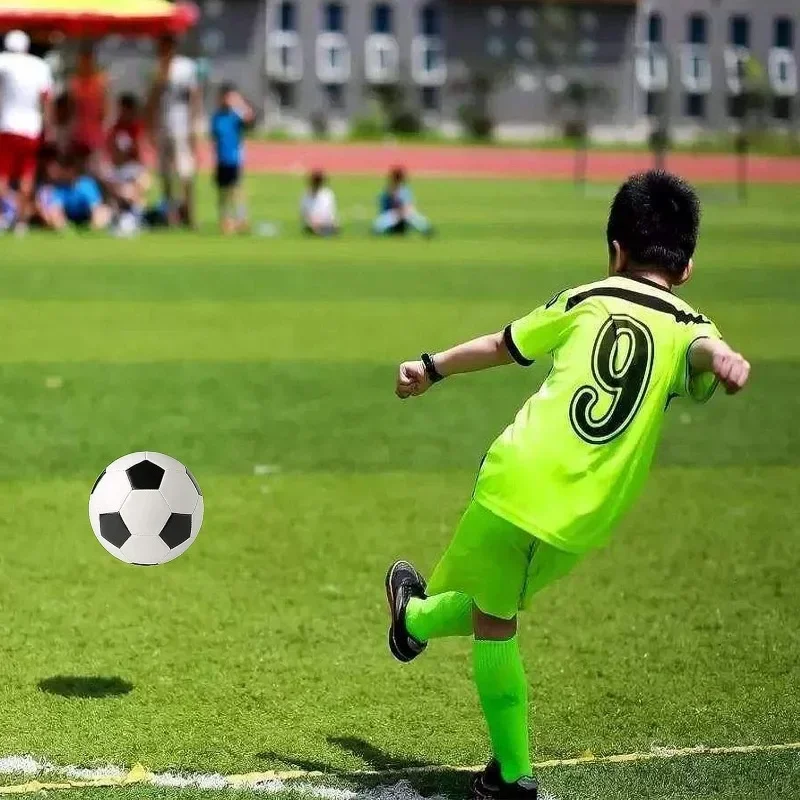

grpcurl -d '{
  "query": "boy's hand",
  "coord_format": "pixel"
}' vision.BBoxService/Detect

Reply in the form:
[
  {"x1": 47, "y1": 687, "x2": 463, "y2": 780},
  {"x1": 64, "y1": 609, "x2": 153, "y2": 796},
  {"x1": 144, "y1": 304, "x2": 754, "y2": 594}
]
[
  {"x1": 712, "y1": 349, "x2": 750, "y2": 395},
  {"x1": 396, "y1": 360, "x2": 432, "y2": 399}
]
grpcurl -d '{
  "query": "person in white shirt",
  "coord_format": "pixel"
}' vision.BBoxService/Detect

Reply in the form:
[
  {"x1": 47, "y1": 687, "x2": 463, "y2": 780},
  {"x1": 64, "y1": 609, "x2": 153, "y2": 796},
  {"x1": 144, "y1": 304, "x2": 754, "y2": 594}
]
[
  {"x1": 147, "y1": 34, "x2": 202, "y2": 228},
  {"x1": 301, "y1": 170, "x2": 339, "y2": 236},
  {"x1": 0, "y1": 30, "x2": 53, "y2": 229}
]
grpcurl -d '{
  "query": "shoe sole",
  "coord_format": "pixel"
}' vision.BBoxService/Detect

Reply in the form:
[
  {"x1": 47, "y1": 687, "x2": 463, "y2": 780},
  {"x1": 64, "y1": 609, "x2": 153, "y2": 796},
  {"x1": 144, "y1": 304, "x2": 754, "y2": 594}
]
[
  {"x1": 385, "y1": 563, "x2": 412, "y2": 662},
  {"x1": 385, "y1": 561, "x2": 427, "y2": 663}
]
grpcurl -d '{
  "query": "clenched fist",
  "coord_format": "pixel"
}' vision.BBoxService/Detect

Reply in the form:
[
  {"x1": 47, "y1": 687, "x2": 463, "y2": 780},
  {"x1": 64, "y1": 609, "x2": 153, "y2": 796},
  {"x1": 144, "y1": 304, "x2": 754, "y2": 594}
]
[{"x1": 396, "y1": 361, "x2": 432, "y2": 399}]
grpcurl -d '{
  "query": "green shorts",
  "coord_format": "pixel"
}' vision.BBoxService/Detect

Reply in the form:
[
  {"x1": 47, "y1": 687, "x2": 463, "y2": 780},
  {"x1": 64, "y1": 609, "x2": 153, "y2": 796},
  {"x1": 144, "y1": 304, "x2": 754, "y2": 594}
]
[{"x1": 426, "y1": 500, "x2": 583, "y2": 620}]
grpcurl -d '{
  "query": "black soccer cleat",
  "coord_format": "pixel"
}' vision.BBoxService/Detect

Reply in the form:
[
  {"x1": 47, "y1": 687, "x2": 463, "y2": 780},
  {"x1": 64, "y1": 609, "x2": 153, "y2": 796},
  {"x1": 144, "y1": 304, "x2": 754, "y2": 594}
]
[
  {"x1": 385, "y1": 560, "x2": 427, "y2": 663},
  {"x1": 472, "y1": 759, "x2": 539, "y2": 800}
]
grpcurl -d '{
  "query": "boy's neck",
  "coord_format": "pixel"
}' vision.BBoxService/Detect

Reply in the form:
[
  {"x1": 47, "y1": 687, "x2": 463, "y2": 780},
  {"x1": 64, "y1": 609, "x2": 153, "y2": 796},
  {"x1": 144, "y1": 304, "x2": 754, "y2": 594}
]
[{"x1": 621, "y1": 269, "x2": 672, "y2": 291}]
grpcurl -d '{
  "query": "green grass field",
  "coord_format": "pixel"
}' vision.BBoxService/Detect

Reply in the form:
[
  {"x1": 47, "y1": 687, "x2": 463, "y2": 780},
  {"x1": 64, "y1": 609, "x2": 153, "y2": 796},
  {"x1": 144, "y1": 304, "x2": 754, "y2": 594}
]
[{"x1": 0, "y1": 176, "x2": 798, "y2": 800}]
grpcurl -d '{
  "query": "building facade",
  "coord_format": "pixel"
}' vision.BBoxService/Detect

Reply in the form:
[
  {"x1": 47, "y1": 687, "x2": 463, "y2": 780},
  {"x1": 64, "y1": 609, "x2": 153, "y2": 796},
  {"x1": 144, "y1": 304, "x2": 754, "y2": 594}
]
[{"x1": 97, "y1": 0, "x2": 799, "y2": 140}]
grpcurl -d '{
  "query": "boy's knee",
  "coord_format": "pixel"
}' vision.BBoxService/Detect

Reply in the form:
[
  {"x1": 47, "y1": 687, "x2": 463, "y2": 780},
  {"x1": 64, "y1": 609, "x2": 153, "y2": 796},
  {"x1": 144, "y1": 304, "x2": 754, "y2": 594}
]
[{"x1": 472, "y1": 605, "x2": 517, "y2": 641}]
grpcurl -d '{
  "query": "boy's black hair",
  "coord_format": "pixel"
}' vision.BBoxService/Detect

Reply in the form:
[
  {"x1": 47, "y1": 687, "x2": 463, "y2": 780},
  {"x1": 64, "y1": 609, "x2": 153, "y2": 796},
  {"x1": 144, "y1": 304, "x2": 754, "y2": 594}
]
[
  {"x1": 119, "y1": 92, "x2": 138, "y2": 111},
  {"x1": 219, "y1": 82, "x2": 236, "y2": 96},
  {"x1": 607, "y1": 170, "x2": 700, "y2": 279},
  {"x1": 309, "y1": 169, "x2": 325, "y2": 191}
]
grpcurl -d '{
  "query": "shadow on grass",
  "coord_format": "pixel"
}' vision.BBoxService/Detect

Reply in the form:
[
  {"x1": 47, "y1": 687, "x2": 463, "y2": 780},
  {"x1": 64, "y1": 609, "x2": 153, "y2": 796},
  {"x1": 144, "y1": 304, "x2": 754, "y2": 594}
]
[
  {"x1": 258, "y1": 736, "x2": 473, "y2": 798},
  {"x1": 38, "y1": 675, "x2": 133, "y2": 698}
]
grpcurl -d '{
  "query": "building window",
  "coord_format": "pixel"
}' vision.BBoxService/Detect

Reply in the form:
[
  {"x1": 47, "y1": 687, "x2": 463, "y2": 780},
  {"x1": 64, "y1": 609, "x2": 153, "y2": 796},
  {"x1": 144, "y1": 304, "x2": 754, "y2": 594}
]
[
  {"x1": 323, "y1": 83, "x2": 346, "y2": 110},
  {"x1": 773, "y1": 97, "x2": 792, "y2": 121},
  {"x1": 278, "y1": 1, "x2": 295, "y2": 31},
  {"x1": 365, "y1": 32, "x2": 399, "y2": 83},
  {"x1": 413, "y1": 4, "x2": 446, "y2": 86},
  {"x1": 268, "y1": 2, "x2": 303, "y2": 82},
  {"x1": 688, "y1": 13, "x2": 707, "y2": 45},
  {"x1": 421, "y1": 86, "x2": 440, "y2": 111},
  {"x1": 316, "y1": 33, "x2": 351, "y2": 83},
  {"x1": 645, "y1": 91, "x2": 663, "y2": 118},
  {"x1": 275, "y1": 83, "x2": 295, "y2": 109},
  {"x1": 727, "y1": 94, "x2": 746, "y2": 119},
  {"x1": 323, "y1": 2, "x2": 344, "y2": 33},
  {"x1": 730, "y1": 15, "x2": 749, "y2": 48},
  {"x1": 421, "y1": 3, "x2": 442, "y2": 37},
  {"x1": 685, "y1": 93, "x2": 705, "y2": 118},
  {"x1": 724, "y1": 46, "x2": 748, "y2": 96},
  {"x1": 775, "y1": 17, "x2": 794, "y2": 49},
  {"x1": 647, "y1": 12, "x2": 662, "y2": 44},
  {"x1": 636, "y1": 46, "x2": 668, "y2": 92},
  {"x1": 373, "y1": 2, "x2": 392, "y2": 34},
  {"x1": 769, "y1": 47, "x2": 798, "y2": 97},
  {"x1": 681, "y1": 45, "x2": 711, "y2": 93}
]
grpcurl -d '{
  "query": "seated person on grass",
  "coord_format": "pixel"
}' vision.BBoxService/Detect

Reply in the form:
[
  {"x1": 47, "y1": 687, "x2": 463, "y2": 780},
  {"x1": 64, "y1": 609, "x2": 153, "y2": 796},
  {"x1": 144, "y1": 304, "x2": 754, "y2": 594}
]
[
  {"x1": 41, "y1": 151, "x2": 111, "y2": 230},
  {"x1": 106, "y1": 93, "x2": 150, "y2": 220},
  {"x1": 210, "y1": 83, "x2": 255, "y2": 235},
  {"x1": 373, "y1": 166, "x2": 433, "y2": 236},
  {"x1": 33, "y1": 145, "x2": 67, "y2": 230},
  {"x1": 300, "y1": 169, "x2": 338, "y2": 236}
]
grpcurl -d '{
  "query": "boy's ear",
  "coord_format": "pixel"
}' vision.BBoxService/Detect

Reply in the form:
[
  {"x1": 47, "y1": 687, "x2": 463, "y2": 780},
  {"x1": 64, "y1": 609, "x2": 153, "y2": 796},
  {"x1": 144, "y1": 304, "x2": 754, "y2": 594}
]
[
  {"x1": 674, "y1": 258, "x2": 694, "y2": 286},
  {"x1": 609, "y1": 240, "x2": 627, "y2": 275}
]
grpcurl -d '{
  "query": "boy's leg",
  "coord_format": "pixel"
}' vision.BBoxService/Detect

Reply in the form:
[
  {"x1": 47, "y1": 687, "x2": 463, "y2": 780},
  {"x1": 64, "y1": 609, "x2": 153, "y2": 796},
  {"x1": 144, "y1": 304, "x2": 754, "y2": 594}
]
[
  {"x1": 406, "y1": 209, "x2": 432, "y2": 235},
  {"x1": 373, "y1": 209, "x2": 402, "y2": 234},
  {"x1": 472, "y1": 609, "x2": 533, "y2": 786},
  {"x1": 405, "y1": 591, "x2": 473, "y2": 641}
]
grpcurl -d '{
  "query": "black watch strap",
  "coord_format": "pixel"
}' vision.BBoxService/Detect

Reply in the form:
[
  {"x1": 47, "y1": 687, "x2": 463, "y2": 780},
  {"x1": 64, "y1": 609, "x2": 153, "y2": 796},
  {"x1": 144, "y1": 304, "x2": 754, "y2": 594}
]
[{"x1": 421, "y1": 353, "x2": 444, "y2": 383}]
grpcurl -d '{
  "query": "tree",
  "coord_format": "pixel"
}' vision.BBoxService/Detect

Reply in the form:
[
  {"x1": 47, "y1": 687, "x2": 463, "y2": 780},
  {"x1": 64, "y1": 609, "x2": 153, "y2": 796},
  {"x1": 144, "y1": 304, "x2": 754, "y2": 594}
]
[
  {"x1": 533, "y1": 6, "x2": 613, "y2": 186},
  {"x1": 735, "y1": 56, "x2": 770, "y2": 202},
  {"x1": 450, "y1": 67, "x2": 506, "y2": 141}
]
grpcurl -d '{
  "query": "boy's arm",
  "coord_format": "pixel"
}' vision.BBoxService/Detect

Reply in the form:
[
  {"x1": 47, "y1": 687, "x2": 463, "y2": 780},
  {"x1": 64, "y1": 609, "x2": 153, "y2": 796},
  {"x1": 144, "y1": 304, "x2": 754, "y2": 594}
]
[
  {"x1": 233, "y1": 92, "x2": 256, "y2": 125},
  {"x1": 688, "y1": 337, "x2": 750, "y2": 395},
  {"x1": 396, "y1": 332, "x2": 512, "y2": 399}
]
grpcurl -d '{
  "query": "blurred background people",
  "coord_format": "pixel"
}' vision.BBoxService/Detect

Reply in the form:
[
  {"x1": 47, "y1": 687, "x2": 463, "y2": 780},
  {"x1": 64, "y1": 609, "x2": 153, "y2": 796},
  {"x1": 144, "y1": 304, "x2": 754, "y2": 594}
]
[
  {"x1": 301, "y1": 169, "x2": 339, "y2": 236},
  {"x1": 210, "y1": 82, "x2": 254, "y2": 235},
  {"x1": 51, "y1": 92, "x2": 74, "y2": 157},
  {"x1": 373, "y1": 166, "x2": 433, "y2": 237},
  {"x1": 148, "y1": 34, "x2": 202, "y2": 228},
  {"x1": 33, "y1": 144, "x2": 67, "y2": 231},
  {"x1": 106, "y1": 92, "x2": 149, "y2": 227},
  {"x1": 48, "y1": 151, "x2": 111, "y2": 230},
  {"x1": 68, "y1": 42, "x2": 109, "y2": 176},
  {"x1": 0, "y1": 30, "x2": 53, "y2": 233}
]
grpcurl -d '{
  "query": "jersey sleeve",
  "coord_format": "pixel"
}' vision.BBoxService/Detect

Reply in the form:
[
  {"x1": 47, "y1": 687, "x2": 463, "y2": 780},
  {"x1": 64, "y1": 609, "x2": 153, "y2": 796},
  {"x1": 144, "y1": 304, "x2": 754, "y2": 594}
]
[
  {"x1": 504, "y1": 291, "x2": 575, "y2": 366},
  {"x1": 671, "y1": 320, "x2": 723, "y2": 403}
]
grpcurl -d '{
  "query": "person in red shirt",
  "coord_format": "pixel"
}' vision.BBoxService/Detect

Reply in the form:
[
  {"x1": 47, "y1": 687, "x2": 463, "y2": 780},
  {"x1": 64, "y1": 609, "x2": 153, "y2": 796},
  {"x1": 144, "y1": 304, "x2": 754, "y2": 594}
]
[{"x1": 106, "y1": 93, "x2": 150, "y2": 214}]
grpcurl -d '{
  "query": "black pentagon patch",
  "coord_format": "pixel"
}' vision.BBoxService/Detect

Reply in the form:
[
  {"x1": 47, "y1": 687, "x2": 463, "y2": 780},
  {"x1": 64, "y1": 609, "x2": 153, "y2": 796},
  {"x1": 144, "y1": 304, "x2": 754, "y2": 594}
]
[
  {"x1": 186, "y1": 468, "x2": 202, "y2": 496},
  {"x1": 126, "y1": 460, "x2": 165, "y2": 490},
  {"x1": 90, "y1": 469, "x2": 106, "y2": 495},
  {"x1": 99, "y1": 513, "x2": 131, "y2": 548},
  {"x1": 159, "y1": 513, "x2": 192, "y2": 549}
]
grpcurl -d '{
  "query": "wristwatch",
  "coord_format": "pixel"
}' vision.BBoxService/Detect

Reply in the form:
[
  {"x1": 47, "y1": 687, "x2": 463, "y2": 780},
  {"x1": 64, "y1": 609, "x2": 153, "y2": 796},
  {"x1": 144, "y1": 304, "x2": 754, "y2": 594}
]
[{"x1": 421, "y1": 352, "x2": 444, "y2": 383}]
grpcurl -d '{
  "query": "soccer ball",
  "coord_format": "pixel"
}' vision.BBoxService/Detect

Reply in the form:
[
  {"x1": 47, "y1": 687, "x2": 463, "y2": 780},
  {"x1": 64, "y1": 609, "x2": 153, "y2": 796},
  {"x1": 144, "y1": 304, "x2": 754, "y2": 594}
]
[{"x1": 89, "y1": 452, "x2": 204, "y2": 566}]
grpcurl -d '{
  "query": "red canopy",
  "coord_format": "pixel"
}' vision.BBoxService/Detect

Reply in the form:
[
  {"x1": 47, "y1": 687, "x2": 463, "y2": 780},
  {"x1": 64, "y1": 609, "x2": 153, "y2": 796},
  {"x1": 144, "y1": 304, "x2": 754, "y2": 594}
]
[{"x1": 0, "y1": 0, "x2": 198, "y2": 37}]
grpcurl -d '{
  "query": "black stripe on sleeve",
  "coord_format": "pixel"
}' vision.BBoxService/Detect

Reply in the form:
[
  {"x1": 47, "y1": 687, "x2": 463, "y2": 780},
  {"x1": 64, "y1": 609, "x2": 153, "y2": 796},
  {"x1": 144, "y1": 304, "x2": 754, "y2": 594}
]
[
  {"x1": 565, "y1": 287, "x2": 710, "y2": 325},
  {"x1": 503, "y1": 324, "x2": 535, "y2": 367}
]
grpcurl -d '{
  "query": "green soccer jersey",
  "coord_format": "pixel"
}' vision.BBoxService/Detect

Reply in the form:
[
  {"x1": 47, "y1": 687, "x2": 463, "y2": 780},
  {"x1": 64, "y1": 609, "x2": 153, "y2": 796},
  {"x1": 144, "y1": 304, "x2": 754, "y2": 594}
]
[{"x1": 473, "y1": 274, "x2": 721, "y2": 554}]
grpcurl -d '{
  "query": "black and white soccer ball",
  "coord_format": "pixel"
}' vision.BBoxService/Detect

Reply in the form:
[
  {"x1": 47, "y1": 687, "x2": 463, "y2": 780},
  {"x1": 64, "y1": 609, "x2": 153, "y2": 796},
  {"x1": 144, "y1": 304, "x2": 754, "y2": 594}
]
[{"x1": 89, "y1": 452, "x2": 204, "y2": 566}]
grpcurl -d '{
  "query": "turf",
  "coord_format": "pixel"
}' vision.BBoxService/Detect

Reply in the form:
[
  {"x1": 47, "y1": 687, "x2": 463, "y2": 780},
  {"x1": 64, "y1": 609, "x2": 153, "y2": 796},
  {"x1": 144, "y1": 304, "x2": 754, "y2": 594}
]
[{"x1": 0, "y1": 176, "x2": 798, "y2": 799}]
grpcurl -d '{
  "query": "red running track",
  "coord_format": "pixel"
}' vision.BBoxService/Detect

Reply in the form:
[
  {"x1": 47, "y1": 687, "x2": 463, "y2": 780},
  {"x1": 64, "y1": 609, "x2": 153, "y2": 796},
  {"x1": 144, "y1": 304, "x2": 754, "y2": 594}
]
[{"x1": 224, "y1": 141, "x2": 800, "y2": 184}]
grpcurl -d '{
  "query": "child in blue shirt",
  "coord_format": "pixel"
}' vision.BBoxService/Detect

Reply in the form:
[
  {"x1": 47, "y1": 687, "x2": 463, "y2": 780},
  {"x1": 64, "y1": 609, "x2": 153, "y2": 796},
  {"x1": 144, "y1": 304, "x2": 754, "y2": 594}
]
[
  {"x1": 210, "y1": 83, "x2": 254, "y2": 234},
  {"x1": 373, "y1": 166, "x2": 433, "y2": 236}
]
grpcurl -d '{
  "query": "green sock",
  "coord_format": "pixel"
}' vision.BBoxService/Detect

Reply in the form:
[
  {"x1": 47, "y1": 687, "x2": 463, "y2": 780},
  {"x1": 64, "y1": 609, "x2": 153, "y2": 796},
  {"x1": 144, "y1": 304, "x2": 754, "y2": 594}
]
[
  {"x1": 472, "y1": 637, "x2": 532, "y2": 783},
  {"x1": 406, "y1": 592, "x2": 473, "y2": 642}
]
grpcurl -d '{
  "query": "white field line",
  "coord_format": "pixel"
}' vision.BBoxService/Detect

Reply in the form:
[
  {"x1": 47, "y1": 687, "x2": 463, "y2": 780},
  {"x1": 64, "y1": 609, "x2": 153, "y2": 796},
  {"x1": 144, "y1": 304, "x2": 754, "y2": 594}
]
[{"x1": 0, "y1": 742, "x2": 799, "y2": 796}]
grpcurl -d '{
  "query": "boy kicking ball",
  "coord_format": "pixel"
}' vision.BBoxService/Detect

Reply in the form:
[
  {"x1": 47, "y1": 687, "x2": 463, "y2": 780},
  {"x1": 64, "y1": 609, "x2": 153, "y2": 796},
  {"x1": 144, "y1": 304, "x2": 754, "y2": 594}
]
[{"x1": 386, "y1": 171, "x2": 750, "y2": 800}]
